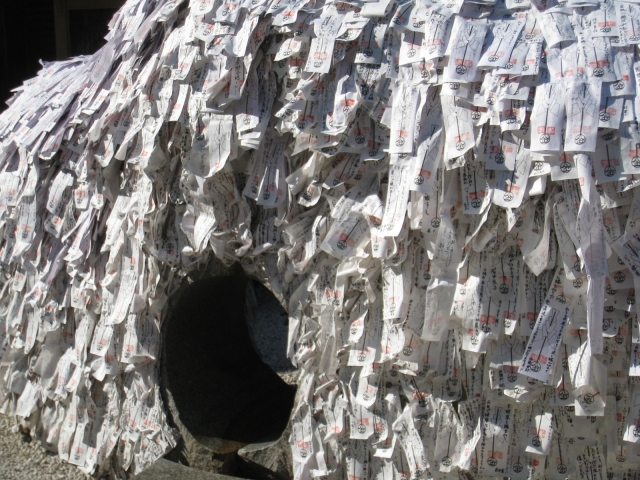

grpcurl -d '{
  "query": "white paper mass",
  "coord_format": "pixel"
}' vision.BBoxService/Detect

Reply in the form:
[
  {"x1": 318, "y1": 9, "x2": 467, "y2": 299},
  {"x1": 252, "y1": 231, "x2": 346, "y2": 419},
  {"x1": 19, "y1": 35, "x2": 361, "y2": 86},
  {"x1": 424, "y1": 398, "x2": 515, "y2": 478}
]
[{"x1": 0, "y1": 0, "x2": 639, "y2": 478}]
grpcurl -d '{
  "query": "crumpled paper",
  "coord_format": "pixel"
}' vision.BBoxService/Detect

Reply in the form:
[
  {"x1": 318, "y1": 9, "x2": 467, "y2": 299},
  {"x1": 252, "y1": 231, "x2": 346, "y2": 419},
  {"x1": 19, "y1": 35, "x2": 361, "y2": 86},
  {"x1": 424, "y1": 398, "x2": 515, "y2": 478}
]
[{"x1": 0, "y1": 0, "x2": 639, "y2": 478}]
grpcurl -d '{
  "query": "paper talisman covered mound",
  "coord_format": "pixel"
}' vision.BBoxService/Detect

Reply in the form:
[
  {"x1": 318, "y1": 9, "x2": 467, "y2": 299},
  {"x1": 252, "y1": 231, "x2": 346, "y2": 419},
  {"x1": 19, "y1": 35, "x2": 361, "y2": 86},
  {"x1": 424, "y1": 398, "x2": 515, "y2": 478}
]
[{"x1": 0, "y1": 0, "x2": 640, "y2": 477}]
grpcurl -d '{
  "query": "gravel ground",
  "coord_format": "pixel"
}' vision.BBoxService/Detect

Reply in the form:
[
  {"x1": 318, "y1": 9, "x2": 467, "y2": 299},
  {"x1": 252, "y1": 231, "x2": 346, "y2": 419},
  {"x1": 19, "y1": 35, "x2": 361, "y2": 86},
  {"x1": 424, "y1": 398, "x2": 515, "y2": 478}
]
[{"x1": 0, "y1": 414, "x2": 89, "y2": 480}]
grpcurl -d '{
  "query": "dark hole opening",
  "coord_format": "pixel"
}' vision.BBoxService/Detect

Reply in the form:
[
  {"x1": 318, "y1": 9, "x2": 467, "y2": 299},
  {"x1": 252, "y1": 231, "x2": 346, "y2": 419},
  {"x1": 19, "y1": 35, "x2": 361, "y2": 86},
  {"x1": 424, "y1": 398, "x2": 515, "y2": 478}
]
[{"x1": 164, "y1": 276, "x2": 295, "y2": 447}]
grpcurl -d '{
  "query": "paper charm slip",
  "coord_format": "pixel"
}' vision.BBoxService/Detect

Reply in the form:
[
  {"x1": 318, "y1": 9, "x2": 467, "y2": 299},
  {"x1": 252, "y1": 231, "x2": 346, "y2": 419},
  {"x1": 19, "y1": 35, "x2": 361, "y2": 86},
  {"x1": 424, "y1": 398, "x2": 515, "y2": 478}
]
[{"x1": 1, "y1": 0, "x2": 640, "y2": 478}]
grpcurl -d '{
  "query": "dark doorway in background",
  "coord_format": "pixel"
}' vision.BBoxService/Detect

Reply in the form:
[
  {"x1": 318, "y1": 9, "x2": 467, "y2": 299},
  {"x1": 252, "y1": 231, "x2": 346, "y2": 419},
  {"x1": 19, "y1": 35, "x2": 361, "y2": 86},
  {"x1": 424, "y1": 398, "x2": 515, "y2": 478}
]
[
  {"x1": 68, "y1": 8, "x2": 118, "y2": 57},
  {"x1": 0, "y1": 0, "x2": 126, "y2": 108},
  {"x1": 0, "y1": 1, "x2": 57, "y2": 106},
  {"x1": 54, "y1": 0, "x2": 126, "y2": 60}
]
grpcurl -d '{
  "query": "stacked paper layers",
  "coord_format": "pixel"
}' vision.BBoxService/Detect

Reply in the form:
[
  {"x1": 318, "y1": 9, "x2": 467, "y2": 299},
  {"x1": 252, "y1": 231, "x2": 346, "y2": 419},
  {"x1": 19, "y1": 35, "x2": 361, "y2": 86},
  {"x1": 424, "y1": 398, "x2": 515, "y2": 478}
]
[{"x1": 0, "y1": 0, "x2": 639, "y2": 477}]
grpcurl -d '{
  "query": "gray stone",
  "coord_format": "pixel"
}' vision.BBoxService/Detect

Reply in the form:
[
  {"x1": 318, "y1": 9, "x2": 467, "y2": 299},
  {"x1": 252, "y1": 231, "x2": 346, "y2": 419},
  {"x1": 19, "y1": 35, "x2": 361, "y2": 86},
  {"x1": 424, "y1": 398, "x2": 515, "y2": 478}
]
[
  {"x1": 132, "y1": 459, "x2": 240, "y2": 480},
  {"x1": 245, "y1": 281, "x2": 296, "y2": 378},
  {"x1": 237, "y1": 420, "x2": 293, "y2": 480}
]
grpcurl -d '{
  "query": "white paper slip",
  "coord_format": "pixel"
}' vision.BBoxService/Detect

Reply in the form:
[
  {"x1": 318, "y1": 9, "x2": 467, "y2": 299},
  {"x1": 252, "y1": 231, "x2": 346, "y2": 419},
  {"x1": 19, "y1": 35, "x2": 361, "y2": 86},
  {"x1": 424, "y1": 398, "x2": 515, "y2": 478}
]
[{"x1": 519, "y1": 304, "x2": 572, "y2": 382}]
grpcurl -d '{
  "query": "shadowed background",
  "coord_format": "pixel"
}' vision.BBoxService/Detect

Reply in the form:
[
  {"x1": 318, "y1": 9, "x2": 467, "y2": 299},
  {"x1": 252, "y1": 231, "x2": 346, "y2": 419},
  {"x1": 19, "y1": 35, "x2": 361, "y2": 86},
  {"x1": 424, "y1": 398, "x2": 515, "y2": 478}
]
[{"x1": 0, "y1": 0, "x2": 125, "y2": 106}]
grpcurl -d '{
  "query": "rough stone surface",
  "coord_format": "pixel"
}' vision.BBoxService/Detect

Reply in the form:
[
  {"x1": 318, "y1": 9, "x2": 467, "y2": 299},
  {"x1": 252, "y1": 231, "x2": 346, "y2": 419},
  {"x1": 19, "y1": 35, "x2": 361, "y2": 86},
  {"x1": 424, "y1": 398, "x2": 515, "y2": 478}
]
[
  {"x1": 247, "y1": 281, "x2": 297, "y2": 383},
  {"x1": 0, "y1": 414, "x2": 89, "y2": 480},
  {"x1": 237, "y1": 420, "x2": 293, "y2": 480},
  {"x1": 132, "y1": 459, "x2": 239, "y2": 480}
]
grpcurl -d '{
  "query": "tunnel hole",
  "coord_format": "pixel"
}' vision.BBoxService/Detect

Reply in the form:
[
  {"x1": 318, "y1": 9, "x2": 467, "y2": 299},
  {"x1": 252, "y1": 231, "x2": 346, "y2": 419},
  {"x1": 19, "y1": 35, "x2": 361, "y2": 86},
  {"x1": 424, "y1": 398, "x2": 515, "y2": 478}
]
[{"x1": 163, "y1": 275, "x2": 295, "y2": 448}]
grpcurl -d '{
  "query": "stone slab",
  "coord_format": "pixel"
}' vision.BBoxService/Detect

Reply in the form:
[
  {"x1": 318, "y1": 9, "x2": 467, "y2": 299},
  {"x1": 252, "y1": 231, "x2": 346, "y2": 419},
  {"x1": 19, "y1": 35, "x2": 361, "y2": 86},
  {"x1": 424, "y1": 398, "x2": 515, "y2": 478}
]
[{"x1": 133, "y1": 459, "x2": 243, "y2": 480}]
